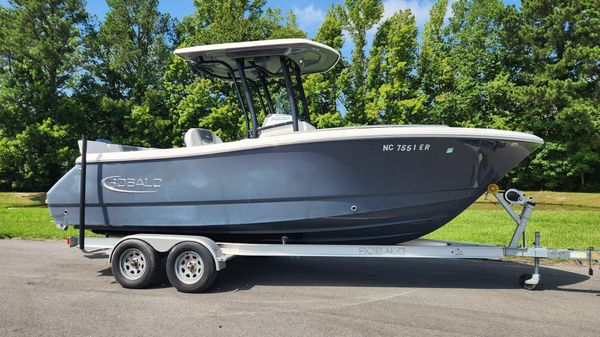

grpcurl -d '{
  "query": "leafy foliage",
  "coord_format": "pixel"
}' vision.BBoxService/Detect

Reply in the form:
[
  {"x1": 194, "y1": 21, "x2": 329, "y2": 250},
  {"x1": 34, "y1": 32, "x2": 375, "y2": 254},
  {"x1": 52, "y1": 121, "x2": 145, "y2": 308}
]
[
  {"x1": 165, "y1": 0, "x2": 305, "y2": 142},
  {"x1": 303, "y1": 6, "x2": 344, "y2": 128},
  {"x1": 0, "y1": 0, "x2": 87, "y2": 190},
  {"x1": 366, "y1": 9, "x2": 423, "y2": 124},
  {"x1": 0, "y1": 0, "x2": 598, "y2": 192},
  {"x1": 84, "y1": 0, "x2": 176, "y2": 147},
  {"x1": 0, "y1": 118, "x2": 76, "y2": 190},
  {"x1": 507, "y1": 0, "x2": 600, "y2": 191},
  {"x1": 337, "y1": 0, "x2": 384, "y2": 124}
]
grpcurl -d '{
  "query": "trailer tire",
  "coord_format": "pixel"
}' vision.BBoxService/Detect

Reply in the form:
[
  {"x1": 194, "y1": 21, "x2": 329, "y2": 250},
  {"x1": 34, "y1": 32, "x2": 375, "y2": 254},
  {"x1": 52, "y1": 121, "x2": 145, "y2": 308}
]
[
  {"x1": 166, "y1": 242, "x2": 217, "y2": 293},
  {"x1": 111, "y1": 239, "x2": 159, "y2": 289}
]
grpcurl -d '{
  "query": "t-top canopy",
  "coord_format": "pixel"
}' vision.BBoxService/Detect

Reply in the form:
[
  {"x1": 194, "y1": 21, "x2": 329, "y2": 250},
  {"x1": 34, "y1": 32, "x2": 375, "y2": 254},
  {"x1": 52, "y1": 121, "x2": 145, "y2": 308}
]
[{"x1": 173, "y1": 38, "x2": 340, "y2": 81}]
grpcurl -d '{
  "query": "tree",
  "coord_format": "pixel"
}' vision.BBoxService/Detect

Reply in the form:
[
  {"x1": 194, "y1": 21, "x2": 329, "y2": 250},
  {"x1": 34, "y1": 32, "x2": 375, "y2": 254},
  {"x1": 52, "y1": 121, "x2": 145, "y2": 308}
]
[
  {"x1": 0, "y1": 0, "x2": 88, "y2": 132},
  {"x1": 418, "y1": 0, "x2": 512, "y2": 127},
  {"x1": 84, "y1": 0, "x2": 176, "y2": 147},
  {"x1": 95, "y1": 0, "x2": 174, "y2": 101},
  {"x1": 337, "y1": 0, "x2": 384, "y2": 125},
  {"x1": 303, "y1": 6, "x2": 345, "y2": 128},
  {"x1": 446, "y1": 0, "x2": 512, "y2": 127},
  {"x1": 179, "y1": 0, "x2": 304, "y2": 45},
  {"x1": 508, "y1": 0, "x2": 600, "y2": 191},
  {"x1": 0, "y1": 0, "x2": 598, "y2": 193},
  {"x1": 0, "y1": 119, "x2": 76, "y2": 190},
  {"x1": 166, "y1": 0, "x2": 306, "y2": 143},
  {"x1": 0, "y1": 0, "x2": 88, "y2": 190},
  {"x1": 417, "y1": 0, "x2": 451, "y2": 124},
  {"x1": 366, "y1": 9, "x2": 423, "y2": 124}
]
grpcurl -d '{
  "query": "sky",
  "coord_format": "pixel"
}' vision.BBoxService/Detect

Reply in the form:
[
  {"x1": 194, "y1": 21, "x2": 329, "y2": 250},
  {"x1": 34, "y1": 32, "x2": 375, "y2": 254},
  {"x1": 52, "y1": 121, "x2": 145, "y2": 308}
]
[
  {"x1": 82, "y1": 0, "x2": 346, "y2": 37},
  {"x1": 1, "y1": 0, "x2": 521, "y2": 57},
  {"x1": 89, "y1": 0, "x2": 521, "y2": 57},
  {"x1": 83, "y1": 1, "x2": 519, "y2": 36}
]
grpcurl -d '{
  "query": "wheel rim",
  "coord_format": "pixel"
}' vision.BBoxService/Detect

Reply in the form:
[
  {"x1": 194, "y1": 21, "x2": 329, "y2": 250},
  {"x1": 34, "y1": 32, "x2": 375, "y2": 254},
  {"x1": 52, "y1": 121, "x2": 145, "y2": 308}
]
[
  {"x1": 174, "y1": 251, "x2": 204, "y2": 285},
  {"x1": 119, "y1": 248, "x2": 146, "y2": 280}
]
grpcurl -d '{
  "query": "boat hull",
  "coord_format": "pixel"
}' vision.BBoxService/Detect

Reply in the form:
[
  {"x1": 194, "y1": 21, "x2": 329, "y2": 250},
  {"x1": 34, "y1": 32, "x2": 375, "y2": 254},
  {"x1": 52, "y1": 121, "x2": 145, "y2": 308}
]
[{"x1": 47, "y1": 134, "x2": 540, "y2": 244}]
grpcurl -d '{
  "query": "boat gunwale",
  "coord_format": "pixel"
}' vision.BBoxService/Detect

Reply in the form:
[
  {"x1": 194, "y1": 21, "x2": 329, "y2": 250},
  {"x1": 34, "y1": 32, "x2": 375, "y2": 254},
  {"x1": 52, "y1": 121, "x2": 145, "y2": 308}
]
[{"x1": 77, "y1": 126, "x2": 544, "y2": 164}]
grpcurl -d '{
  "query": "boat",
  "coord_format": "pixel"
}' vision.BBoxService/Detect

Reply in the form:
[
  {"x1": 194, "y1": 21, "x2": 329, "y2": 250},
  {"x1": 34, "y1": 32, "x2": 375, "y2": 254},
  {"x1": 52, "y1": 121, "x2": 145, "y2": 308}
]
[{"x1": 46, "y1": 38, "x2": 543, "y2": 244}]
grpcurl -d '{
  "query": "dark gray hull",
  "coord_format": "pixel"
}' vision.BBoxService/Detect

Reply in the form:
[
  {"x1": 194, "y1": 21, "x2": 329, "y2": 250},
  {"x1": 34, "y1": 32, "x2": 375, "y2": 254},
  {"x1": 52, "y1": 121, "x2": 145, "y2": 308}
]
[{"x1": 47, "y1": 136, "x2": 540, "y2": 244}]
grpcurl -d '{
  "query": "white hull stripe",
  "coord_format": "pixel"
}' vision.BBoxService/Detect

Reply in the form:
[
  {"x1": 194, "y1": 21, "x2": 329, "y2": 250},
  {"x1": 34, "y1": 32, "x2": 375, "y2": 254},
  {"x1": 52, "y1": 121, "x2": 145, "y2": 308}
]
[{"x1": 78, "y1": 126, "x2": 543, "y2": 164}]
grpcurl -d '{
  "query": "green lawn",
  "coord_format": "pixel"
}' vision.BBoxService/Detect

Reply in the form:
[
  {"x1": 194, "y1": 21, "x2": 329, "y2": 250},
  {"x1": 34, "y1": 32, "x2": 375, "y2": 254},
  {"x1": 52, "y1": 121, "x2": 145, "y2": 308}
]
[
  {"x1": 0, "y1": 192, "x2": 598, "y2": 248},
  {"x1": 475, "y1": 191, "x2": 600, "y2": 209},
  {"x1": 425, "y1": 209, "x2": 600, "y2": 249},
  {"x1": 0, "y1": 207, "x2": 99, "y2": 239},
  {"x1": 0, "y1": 192, "x2": 46, "y2": 208},
  {"x1": 0, "y1": 192, "x2": 98, "y2": 239}
]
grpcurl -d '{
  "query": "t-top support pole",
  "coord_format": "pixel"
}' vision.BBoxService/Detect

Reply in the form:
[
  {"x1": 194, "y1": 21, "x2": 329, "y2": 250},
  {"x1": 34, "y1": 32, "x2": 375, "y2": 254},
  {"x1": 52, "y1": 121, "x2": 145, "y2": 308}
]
[
  {"x1": 280, "y1": 56, "x2": 299, "y2": 132},
  {"x1": 251, "y1": 81, "x2": 269, "y2": 117},
  {"x1": 292, "y1": 62, "x2": 310, "y2": 123},
  {"x1": 229, "y1": 73, "x2": 251, "y2": 138},
  {"x1": 258, "y1": 73, "x2": 276, "y2": 115},
  {"x1": 236, "y1": 59, "x2": 258, "y2": 138}
]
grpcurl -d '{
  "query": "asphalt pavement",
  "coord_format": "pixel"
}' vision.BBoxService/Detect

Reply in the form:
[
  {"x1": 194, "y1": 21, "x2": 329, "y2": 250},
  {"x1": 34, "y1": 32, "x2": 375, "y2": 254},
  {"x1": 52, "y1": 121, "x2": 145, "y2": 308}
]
[{"x1": 0, "y1": 239, "x2": 599, "y2": 337}]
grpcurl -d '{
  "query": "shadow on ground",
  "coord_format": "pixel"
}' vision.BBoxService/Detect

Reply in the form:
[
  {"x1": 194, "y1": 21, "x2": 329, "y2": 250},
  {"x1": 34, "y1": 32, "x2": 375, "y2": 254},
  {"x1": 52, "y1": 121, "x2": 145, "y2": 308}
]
[
  {"x1": 96, "y1": 256, "x2": 597, "y2": 293},
  {"x1": 27, "y1": 192, "x2": 46, "y2": 205}
]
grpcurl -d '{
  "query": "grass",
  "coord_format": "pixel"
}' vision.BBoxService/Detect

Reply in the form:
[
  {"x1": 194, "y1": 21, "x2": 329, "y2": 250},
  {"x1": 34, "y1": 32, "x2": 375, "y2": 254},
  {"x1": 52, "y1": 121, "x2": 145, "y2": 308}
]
[
  {"x1": 0, "y1": 192, "x2": 99, "y2": 239},
  {"x1": 495, "y1": 191, "x2": 600, "y2": 209},
  {"x1": 473, "y1": 191, "x2": 600, "y2": 210},
  {"x1": 0, "y1": 207, "x2": 100, "y2": 239},
  {"x1": 425, "y1": 209, "x2": 600, "y2": 249},
  {"x1": 0, "y1": 191, "x2": 598, "y2": 247},
  {"x1": 0, "y1": 192, "x2": 46, "y2": 208}
]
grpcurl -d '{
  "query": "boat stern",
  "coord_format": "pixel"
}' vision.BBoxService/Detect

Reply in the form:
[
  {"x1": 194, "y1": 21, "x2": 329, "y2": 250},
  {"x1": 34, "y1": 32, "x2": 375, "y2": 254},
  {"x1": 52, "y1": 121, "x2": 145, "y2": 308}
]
[{"x1": 47, "y1": 165, "x2": 80, "y2": 228}]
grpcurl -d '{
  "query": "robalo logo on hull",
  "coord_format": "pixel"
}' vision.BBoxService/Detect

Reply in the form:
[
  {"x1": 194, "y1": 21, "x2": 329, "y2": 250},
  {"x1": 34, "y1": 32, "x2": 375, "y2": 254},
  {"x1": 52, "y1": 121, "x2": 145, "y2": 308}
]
[{"x1": 101, "y1": 176, "x2": 163, "y2": 193}]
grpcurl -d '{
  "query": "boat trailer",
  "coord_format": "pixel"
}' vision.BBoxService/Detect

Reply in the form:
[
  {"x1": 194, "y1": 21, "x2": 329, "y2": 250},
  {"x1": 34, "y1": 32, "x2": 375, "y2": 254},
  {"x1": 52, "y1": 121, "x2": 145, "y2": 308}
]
[{"x1": 68, "y1": 184, "x2": 599, "y2": 292}]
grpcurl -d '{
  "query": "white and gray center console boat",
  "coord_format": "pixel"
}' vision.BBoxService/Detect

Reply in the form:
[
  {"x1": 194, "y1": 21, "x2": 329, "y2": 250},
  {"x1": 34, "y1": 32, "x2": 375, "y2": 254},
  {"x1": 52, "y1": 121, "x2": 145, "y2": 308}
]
[{"x1": 47, "y1": 39, "x2": 543, "y2": 244}]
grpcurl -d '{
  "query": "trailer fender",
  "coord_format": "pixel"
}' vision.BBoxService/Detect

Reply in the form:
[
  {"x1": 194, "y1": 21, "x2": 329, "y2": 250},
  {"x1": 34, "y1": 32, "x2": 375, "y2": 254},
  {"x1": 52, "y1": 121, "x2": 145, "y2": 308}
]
[{"x1": 109, "y1": 234, "x2": 226, "y2": 271}]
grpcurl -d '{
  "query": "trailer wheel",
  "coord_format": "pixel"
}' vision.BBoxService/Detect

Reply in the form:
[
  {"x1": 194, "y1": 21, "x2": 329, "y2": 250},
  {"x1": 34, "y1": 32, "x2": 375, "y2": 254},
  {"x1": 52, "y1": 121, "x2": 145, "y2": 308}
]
[
  {"x1": 166, "y1": 242, "x2": 217, "y2": 293},
  {"x1": 519, "y1": 273, "x2": 537, "y2": 290},
  {"x1": 111, "y1": 239, "x2": 159, "y2": 289}
]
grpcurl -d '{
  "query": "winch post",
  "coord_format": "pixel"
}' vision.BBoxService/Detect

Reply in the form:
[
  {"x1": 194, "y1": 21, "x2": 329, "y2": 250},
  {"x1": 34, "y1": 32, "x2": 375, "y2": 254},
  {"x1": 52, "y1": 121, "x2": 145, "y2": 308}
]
[
  {"x1": 493, "y1": 191, "x2": 535, "y2": 248},
  {"x1": 509, "y1": 201, "x2": 534, "y2": 248}
]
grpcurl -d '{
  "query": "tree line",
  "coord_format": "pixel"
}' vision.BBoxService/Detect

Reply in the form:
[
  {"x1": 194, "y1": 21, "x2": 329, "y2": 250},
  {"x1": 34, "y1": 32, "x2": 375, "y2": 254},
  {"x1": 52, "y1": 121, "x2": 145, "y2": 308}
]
[{"x1": 0, "y1": 0, "x2": 598, "y2": 192}]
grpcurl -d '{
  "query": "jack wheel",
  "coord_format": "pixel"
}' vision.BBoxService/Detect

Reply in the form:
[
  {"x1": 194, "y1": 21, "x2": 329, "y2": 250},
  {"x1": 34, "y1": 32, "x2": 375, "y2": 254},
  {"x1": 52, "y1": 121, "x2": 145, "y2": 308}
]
[{"x1": 519, "y1": 273, "x2": 538, "y2": 290}]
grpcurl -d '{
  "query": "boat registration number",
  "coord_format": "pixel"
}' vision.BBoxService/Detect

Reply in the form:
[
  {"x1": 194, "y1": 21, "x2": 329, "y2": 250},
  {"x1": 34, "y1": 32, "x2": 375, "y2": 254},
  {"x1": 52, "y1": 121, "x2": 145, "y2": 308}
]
[{"x1": 382, "y1": 143, "x2": 431, "y2": 152}]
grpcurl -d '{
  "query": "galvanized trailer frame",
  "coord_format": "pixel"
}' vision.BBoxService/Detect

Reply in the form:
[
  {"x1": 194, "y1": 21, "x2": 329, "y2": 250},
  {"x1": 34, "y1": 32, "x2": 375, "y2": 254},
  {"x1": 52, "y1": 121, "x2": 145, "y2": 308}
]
[{"x1": 68, "y1": 189, "x2": 599, "y2": 292}]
